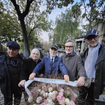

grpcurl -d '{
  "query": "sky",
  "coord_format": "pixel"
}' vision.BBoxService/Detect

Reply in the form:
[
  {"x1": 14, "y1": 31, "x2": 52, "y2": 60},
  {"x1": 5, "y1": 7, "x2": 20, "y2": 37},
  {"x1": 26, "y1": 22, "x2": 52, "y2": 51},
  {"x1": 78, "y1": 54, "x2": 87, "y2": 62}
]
[
  {"x1": 40, "y1": 2, "x2": 72, "y2": 42},
  {"x1": 40, "y1": 0, "x2": 89, "y2": 42}
]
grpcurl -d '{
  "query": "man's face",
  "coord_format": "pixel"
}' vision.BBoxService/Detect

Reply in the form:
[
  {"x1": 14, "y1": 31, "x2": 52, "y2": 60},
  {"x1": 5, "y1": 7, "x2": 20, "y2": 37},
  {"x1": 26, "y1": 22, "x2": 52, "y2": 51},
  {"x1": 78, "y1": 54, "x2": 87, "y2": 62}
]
[
  {"x1": 31, "y1": 50, "x2": 39, "y2": 61},
  {"x1": 86, "y1": 35, "x2": 99, "y2": 48},
  {"x1": 49, "y1": 48, "x2": 58, "y2": 57},
  {"x1": 65, "y1": 42, "x2": 74, "y2": 55},
  {"x1": 7, "y1": 47, "x2": 19, "y2": 57}
]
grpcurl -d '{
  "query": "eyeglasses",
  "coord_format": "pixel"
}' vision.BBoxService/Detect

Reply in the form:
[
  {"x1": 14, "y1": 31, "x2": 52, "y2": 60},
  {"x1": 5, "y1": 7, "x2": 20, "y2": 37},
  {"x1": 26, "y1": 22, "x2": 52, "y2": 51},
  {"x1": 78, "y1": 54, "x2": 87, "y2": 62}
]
[{"x1": 65, "y1": 46, "x2": 74, "y2": 48}]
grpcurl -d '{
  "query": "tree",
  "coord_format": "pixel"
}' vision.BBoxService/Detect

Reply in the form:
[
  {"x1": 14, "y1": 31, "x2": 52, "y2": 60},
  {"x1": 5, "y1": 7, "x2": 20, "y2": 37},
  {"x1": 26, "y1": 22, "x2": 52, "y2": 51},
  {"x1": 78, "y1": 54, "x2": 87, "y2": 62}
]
[
  {"x1": 71, "y1": 0, "x2": 105, "y2": 30},
  {"x1": 52, "y1": 9, "x2": 80, "y2": 44},
  {"x1": 1, "y1": 0, "x2": 52, "y2": 58},
  {"x1": 0, "y1": 11, "x2": 21, "y2": 44}
]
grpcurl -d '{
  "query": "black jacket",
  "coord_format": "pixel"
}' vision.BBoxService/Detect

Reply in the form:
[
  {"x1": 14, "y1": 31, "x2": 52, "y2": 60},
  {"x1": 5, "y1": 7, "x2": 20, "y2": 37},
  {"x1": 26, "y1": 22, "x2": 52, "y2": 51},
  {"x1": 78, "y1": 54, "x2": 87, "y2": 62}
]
[
  {"x1": 0, "y1": 53, "x2": 26, "y2": 98},
  {"x1": 20, "y1": 58, "x2": 42, "y2": 81},
  {"x1": 80, "y1": 45, "x2": 105, "y2": 99}
]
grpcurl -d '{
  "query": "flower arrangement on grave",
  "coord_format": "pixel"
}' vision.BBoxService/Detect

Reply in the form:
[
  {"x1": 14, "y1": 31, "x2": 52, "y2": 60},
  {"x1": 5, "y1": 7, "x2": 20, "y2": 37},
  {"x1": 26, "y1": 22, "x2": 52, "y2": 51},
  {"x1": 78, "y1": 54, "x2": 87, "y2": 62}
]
[{"x1": 25, "y1": 76, "x2": 79, "y2": 105}]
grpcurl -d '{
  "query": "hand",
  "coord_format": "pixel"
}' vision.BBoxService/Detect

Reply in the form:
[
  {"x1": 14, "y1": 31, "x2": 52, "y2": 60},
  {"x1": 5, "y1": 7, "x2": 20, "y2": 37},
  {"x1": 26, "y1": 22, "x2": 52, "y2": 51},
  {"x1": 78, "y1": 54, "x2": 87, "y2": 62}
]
[
  {"x1": 64, "y1": 74, "x2": 69, "y2": 82},
  {"x1": 18, "y1": 80, "x2": 26, "y2": 87},
  {"x1": 29, "y1": 73, "x2": 36, "y2": 80},
  {"x1": 76, "y1": 76, "x2": 85, "y2": 86}
]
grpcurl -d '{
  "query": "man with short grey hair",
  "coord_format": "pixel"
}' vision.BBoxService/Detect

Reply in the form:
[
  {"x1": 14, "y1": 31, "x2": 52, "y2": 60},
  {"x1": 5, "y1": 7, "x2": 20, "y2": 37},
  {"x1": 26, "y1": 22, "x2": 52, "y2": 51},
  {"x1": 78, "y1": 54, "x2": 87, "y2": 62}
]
[{"x1": 61, "y1": 39, "x2": 86, "y2": 86}]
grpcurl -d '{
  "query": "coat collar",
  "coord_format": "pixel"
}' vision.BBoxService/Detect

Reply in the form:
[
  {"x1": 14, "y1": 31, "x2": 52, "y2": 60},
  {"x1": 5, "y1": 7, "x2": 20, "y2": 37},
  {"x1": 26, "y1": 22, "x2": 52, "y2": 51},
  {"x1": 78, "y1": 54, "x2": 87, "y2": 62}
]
[
  {"x1": 82, "y1": 45, "x2": 105, "y2": 65},
  {"x1": 95, "y1": 45, "x2": 105, "y2": 65}
]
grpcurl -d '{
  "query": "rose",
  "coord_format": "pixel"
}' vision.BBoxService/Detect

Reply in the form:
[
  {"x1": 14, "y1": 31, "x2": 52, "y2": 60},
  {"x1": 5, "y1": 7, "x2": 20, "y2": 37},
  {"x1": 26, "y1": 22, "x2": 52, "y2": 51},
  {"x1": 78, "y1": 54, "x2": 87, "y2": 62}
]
[
  {"x1": 51, "y1": 95, "x2": 56, "y2": 100},
  {"x1": 59, "y1": 91, "x2": 63, "y2": 96},
  {"x1": 59, "y1": 99, "x2": 65, "y2": 105},
  {"x1": 57, "y1": 95, "x2": 62, "y2": 101},
  {"x1": 43, "y1": 92, "x2": 48, "y2": 98},
  {"x1": 65, "y1": 98, "x2": 71, "y2": 104},
  {"x1": 47, "y1": 97, "x2": 53, "y2": 103},
  {"x1": 37, "y1": 89, "x2": 41, "y2": 93},
  {"x1": 48, "y1": 92, "x2": 53, "y2": 97},
  {"x1": 48, "y1": 87, "x2": 53, "y2": 92},
  {"x1": 36, "y1": 96, "x2": 43, "y2": 103},
  {"x1": 52, "y1": 91, "x2": 58, "y2": 96},
  {"x1": 70, "y1": 100, "x2": 75, "y2": 105},
  {"x1": 59, "y1": 88, "x2": 64, "y2": 92},
  {"x1": 40, "y1": 90, "x2": 45, "y2": 95},
  {"x1": 28, "y1": 96, "x2": 33, "y2": 103}
]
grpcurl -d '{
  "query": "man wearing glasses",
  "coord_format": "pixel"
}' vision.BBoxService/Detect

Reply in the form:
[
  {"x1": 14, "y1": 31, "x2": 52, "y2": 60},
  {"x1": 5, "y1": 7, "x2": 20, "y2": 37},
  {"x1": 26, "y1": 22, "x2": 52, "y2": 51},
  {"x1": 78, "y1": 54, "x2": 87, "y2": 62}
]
[
  {"x1": 61, "y1": 39, "x2": 86, "y2": 87},
  {"x1": 80, "y1": 29, "x2": 105, "y2": 104}
]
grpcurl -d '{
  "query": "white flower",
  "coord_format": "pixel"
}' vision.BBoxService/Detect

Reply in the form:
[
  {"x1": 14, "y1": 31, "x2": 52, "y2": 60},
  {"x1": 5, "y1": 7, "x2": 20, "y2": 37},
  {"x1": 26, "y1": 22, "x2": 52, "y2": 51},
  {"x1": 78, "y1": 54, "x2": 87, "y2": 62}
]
[
  {"x1": 37, "y1": 89, "x2": 41, "y2": 92},
  {"x1": 52, "y1": 91, "x2": 58, "y2": 96},
  {"x1": 59, "y1": 88, "x2": 64, "y2": 92},
  {"x1": 40, "y1": 90, "x2": 45, "y2": 95},
  {"x1": 43, "y1": 92, "x2": 48, "y2": 98},
  {"x1": 48, "y1": 92, "x2": 53, "y2": 97},
  {"x1": 47, "y1": 97, "x2": 52, "y2": 103},
  {"x1": 28, "y1": 96, "x2": 33, "y2": 103},
  {"x1": 48, "y1": 87, "x2": 53, "y2": 92},
  {"x1": 65, "y1": 98, "x2": 71, "y2": 104},
  {"x1": 36, "y1": 96, "x2": 43, "y2": 103}
]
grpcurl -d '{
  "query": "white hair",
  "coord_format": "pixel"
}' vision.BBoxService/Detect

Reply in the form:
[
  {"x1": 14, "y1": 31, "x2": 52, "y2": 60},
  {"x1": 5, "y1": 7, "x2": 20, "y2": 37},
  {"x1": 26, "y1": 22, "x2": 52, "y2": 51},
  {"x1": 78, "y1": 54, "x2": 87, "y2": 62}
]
[{"x1": 30, "y1": 48, "x2": 40, "y2": 59}]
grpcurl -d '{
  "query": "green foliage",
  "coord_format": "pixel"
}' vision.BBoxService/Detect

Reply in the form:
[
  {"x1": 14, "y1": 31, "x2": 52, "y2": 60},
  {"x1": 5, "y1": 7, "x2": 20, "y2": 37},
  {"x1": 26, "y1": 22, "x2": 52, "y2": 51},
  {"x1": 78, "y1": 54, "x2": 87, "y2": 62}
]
[
  {"x1": 0, "y1": 12, "x2": 21, "y2": 44},
  {"x1": 52, "y1": 9, "x2": 80, "y2": 45}
]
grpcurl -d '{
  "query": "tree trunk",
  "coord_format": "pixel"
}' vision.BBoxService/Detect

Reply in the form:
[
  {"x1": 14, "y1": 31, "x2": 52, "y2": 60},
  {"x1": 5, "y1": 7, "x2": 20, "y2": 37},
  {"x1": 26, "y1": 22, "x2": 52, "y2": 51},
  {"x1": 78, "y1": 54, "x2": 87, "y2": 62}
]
[{"x1": 20, "y1": 18, "x2": 30, "y2": 58}]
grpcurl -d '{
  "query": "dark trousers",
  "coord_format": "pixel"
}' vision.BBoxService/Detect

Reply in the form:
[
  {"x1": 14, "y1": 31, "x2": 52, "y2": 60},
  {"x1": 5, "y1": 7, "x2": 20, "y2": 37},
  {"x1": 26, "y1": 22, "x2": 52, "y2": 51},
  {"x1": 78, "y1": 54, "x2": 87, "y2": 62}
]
[
  {"x1": 4, "y1": 92, "x2": 22, "y2": 105},
  {"x1": 78, "y1": 83, "x2": 94, "y2": 105}
]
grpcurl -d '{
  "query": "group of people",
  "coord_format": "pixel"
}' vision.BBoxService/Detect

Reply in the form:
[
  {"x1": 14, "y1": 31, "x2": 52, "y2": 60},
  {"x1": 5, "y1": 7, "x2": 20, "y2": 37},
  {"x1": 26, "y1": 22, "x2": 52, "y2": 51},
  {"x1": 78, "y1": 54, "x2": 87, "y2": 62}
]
[{"x1": 0, "y1": 29, "x2": 105, "y2": 105}]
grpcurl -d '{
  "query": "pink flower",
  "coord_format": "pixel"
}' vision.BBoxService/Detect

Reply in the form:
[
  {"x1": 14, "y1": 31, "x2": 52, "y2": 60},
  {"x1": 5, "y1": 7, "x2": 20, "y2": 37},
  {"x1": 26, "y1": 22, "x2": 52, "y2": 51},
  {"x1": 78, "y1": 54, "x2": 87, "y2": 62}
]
[
  {"x1": 72, "y1": 97, "x2": 76, "y2": 101},
  {"x1": 59, "y1": 92, "x2": 63, "y2": 96},
  {"x1": 47, "y1": 84, "x2": 51, "y2": 88},
  {"x1": 59, "y1": 99, "x2": 65, "y2": 105},
  {"x1": 36, "y1": 96, "x2": 43, "y2": 103},
  {"x1": 32, "y1": 91, "x2": 36, "y2": 96},
  {"x1": 61, "y1": 97, "x2": 65, "y2": 101},
  {"x1": 51, "y1": 95, "x2": 56, "y2": 100},
  {"x1": 70, "y1": 100, "x2": 75, "y2": 105},
  {"x1": 40, "y1": 102, "x2": 46, "y2": 105},
  {"x1": 57, "y1": 95, "x2": 62, "y2": 101}
]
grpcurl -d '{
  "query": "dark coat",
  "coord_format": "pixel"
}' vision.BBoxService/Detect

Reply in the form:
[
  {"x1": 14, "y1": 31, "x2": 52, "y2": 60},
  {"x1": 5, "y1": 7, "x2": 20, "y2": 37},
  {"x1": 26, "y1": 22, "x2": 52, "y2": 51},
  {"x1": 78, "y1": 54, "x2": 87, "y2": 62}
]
[
  {"x1": 80, "y1": 45, "x2": 105, "y2": 99},
  {"x1": 20, "y1": 58, "x2": 42, "y2": 81},
  {"x1": 33, "y1": 55, "x2": 68, "y2": 76},
  {"x1": 61, "y1": 52, "x2": 86, "y2": 81},
  {"x1": 0, "y1": 53, "x2": 25, "y2": 98}
]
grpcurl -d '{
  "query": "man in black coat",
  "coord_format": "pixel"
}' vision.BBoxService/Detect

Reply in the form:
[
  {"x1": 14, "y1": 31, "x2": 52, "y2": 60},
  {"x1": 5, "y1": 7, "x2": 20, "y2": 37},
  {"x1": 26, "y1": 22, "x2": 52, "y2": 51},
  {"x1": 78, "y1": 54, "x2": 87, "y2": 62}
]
[
  {"x1": 0, "y1": 41, "x2": 26, "y2": 105},
  {"x1": 80, "y1": 29, "x2": 105, "y2": 104}
]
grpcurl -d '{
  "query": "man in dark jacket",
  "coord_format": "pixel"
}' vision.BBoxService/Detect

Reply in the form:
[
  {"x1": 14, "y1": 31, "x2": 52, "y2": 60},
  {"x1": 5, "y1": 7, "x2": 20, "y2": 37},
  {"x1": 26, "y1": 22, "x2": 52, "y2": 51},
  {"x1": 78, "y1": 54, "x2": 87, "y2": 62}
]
[
  {"x1": 61, "y1": 39, "x2": 86, "y2": 86},
  {"x1": 80, "y1": 29, "x2": 105, "y2": 104},
  {"x1": 0, "y1": 41, "x2": 26, "y2": 105}
]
